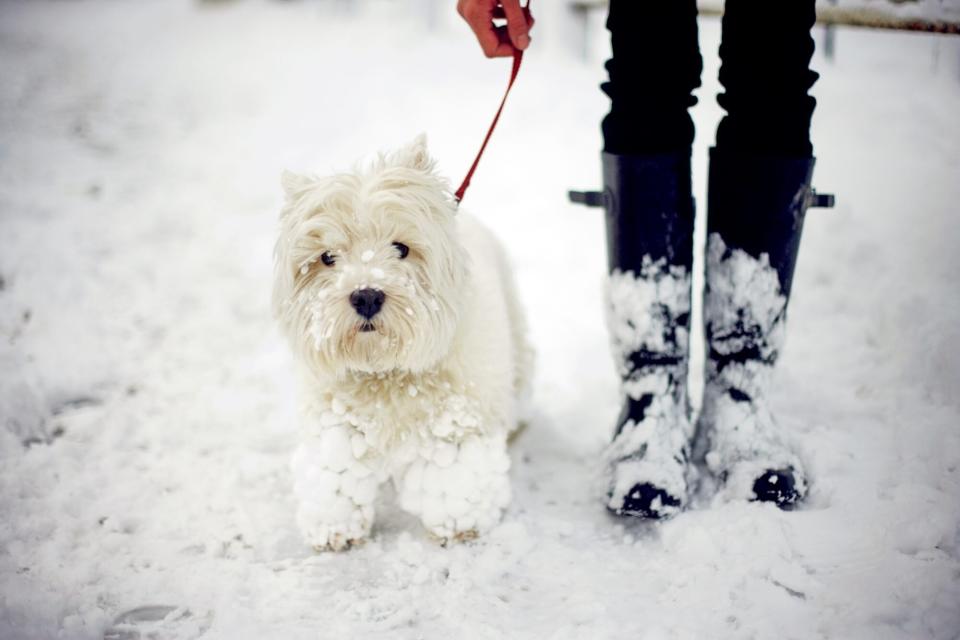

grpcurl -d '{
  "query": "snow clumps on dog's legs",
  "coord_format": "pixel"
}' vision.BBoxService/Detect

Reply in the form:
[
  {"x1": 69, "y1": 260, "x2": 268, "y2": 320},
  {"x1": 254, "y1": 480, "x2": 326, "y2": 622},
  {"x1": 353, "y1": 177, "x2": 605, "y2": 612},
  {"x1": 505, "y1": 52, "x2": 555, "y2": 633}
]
[
  {"x1": 291, "y1": 423, "x2": 381, "y2": 551},
  {"x1": 398, "y1": 434, "x2": 511, "y2": 542}
]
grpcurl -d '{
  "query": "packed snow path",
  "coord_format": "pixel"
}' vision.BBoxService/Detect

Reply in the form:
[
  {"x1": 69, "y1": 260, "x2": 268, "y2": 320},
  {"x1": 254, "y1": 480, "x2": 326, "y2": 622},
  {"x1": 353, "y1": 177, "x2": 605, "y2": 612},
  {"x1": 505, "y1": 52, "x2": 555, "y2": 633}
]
[{"x1": 2, "y1": 2, "x2": 959, "y2": 638}]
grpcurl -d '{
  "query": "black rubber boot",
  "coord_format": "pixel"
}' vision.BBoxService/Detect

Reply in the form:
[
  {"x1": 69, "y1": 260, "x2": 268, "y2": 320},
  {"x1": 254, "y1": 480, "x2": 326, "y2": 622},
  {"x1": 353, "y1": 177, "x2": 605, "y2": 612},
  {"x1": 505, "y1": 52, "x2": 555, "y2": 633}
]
[
  {"x1": 695, "y1": 147, "x2": 833, "y2": 508},
  {"x1": 572, "y1": 151, "x2": 695, "y2": 519}
]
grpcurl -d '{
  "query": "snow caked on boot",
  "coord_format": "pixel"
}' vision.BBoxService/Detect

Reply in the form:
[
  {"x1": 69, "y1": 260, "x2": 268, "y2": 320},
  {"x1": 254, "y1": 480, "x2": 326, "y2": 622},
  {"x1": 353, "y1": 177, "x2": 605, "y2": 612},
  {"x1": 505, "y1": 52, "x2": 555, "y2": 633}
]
[
  {"x1": 575, "y1": 151, "x2": 696, "y2": 519},
  {"x1": 696, "y1": 148, "x2": 833, "y2": 507}
]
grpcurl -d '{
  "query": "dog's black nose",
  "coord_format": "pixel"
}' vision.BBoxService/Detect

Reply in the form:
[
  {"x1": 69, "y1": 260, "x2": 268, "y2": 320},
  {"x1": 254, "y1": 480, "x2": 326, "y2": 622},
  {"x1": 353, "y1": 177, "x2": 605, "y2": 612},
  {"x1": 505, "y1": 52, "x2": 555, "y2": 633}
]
[{"x1": 350, "y1": 288, "x2": 385, "y2": 320}]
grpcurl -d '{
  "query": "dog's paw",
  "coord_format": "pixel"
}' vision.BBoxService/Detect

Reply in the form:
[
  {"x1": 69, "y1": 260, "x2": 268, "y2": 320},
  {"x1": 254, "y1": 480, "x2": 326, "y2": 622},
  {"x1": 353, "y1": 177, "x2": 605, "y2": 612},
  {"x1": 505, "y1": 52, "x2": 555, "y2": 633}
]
[
  {"x1": 428, "y1": 528, "x2": 479, "y2": 547},
  {"x1": 312, "y1": 534, "x2": 366, "y2": 553},
  {"x1": 454, "y1": 528, "x2": 479, "y2": 542},
  {"x1": 420, "y1": 498, "x2": 504, "y2": 542},
  {"x1": 297, "y1": 507, "x2": 373, "y2": 552}
]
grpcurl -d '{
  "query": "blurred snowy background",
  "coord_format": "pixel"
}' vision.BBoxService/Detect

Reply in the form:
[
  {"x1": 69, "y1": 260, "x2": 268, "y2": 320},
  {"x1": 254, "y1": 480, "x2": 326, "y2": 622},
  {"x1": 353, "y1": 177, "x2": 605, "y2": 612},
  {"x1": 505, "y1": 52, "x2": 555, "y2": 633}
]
[{"x1": 1, "y1": 0, "x2": 959, "y2": 638}]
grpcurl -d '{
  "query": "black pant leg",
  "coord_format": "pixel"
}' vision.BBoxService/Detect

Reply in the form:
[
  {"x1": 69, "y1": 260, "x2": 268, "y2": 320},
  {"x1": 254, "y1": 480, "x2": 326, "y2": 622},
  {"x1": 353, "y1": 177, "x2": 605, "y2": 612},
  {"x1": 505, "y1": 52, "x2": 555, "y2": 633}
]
[
  {"x1": 715, "y1": 0, "x2": 818, "y2": 156},
  {"x1": 601, "y1": 0, "x2": 703, "y2": 154}
]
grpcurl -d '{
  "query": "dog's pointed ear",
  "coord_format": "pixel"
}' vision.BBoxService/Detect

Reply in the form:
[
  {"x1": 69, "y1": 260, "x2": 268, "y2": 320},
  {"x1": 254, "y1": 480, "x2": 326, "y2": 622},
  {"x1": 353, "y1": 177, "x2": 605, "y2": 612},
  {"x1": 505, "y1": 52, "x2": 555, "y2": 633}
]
[
  {"x1": 281, "y1": 170, "x2": 314, "y2": 201},
  {"x1": 397, "y1": 133, "x2": 434, "y2": 172}
]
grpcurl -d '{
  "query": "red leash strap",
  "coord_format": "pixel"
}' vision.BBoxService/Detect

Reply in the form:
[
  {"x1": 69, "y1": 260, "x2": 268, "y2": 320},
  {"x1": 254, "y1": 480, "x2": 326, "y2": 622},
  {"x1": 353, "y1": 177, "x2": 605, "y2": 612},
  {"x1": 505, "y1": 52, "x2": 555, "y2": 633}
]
[{"x1": 454, "y1": 48, "x2": 524, "y2": 204}]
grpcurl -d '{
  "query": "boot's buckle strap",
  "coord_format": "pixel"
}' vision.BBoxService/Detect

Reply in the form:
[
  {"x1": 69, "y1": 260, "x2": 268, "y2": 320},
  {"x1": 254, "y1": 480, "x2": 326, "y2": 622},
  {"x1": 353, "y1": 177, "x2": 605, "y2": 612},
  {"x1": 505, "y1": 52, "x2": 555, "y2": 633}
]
[
  {"x1": 808, "y1": 190, "x2": 836, "y2": 209},
  {"x1": 568, "y1": 189, "x2": 605, "y2": 207}
]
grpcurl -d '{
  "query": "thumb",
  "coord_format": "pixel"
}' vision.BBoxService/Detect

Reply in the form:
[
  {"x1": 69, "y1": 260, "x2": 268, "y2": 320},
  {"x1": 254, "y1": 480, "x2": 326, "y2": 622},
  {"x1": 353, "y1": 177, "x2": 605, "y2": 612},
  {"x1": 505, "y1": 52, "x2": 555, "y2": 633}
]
[{"x1": 499, "y1": 0, "x2": 531, "y2": 50}]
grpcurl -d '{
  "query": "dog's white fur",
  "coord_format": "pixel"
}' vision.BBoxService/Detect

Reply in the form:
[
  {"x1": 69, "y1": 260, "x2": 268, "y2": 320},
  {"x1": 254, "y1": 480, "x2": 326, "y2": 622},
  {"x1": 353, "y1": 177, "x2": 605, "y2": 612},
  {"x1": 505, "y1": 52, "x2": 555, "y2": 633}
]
[{"x1": 273, "y1": 135, "x2": 532, "y2": 550}]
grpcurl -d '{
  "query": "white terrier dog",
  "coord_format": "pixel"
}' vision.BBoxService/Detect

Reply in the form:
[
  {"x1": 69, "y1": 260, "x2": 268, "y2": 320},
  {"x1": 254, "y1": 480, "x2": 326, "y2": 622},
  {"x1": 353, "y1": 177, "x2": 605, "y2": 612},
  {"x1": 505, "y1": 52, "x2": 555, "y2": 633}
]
[{"x1": 273, "y1": 135, "x2": 533, "y2": 551}]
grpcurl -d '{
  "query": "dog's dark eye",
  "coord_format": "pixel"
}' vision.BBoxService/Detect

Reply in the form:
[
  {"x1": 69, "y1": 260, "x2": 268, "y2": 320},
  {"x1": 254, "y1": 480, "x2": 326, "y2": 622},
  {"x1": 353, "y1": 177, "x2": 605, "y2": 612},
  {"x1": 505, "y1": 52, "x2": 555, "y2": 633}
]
[
  {"x1": 320, "y1": 251, "x2": 336, "y2": 267},
  {"x1": 392, "y1": 242, "x2": 409, "y2": 259}
]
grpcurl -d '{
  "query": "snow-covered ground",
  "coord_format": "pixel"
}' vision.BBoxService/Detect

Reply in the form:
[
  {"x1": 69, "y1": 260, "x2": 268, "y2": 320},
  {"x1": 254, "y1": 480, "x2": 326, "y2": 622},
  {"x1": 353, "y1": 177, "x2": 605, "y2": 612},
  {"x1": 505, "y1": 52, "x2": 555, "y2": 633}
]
[{"x1": 2, "y1": 1, "x2": 959, "y2": 638}]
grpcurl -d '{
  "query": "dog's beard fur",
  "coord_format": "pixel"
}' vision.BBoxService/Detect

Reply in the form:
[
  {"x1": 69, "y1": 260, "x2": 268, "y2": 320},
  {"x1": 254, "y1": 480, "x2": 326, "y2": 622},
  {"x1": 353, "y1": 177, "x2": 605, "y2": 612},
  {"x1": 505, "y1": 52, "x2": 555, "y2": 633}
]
[{"x1": 272, "y1": 135, "x2": 468, "y2": 381}]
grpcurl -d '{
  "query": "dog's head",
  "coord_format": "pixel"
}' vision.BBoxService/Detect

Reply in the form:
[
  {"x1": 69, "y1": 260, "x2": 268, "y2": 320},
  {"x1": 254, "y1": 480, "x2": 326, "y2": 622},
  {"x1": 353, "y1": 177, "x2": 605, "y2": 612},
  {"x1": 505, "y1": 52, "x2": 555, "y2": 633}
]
[{"x1": 273, "y1": 135, "x2": 467, "y2": 379}]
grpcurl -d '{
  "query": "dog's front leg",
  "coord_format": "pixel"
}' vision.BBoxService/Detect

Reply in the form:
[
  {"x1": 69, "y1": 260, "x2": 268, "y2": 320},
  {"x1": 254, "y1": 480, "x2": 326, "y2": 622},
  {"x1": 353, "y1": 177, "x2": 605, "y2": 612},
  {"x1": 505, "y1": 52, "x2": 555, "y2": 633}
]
[
  {"x1": 291, "y1": 425, "x2": 380, "y2": 551},
  {"x1": 396, "y1": 433, "x2": 512, "y2": 543}
]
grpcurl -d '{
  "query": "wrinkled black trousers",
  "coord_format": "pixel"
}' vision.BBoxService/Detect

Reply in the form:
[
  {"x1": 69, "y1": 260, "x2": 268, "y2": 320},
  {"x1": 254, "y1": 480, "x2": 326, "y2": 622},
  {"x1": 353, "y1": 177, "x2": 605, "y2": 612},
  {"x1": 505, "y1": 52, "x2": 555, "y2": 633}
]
[{"x1": 601, "y1": 0, "x2": 818, "y2": 156}]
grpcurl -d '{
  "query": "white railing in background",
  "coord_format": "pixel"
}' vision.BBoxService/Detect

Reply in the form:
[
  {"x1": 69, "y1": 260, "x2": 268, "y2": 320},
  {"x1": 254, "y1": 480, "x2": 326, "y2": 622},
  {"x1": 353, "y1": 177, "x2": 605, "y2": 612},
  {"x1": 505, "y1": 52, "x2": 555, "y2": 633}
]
[{"x1": 568, "y1": 0, "x2": 960, "y2": 34}]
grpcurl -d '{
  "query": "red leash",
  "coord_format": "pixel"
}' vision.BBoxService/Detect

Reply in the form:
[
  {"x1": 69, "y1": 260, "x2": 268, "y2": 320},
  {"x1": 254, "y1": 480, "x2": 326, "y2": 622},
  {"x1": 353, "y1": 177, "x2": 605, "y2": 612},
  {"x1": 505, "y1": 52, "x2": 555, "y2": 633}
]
[{"x1": 454, "y1": 47, "x2": 525, "y2": 204}]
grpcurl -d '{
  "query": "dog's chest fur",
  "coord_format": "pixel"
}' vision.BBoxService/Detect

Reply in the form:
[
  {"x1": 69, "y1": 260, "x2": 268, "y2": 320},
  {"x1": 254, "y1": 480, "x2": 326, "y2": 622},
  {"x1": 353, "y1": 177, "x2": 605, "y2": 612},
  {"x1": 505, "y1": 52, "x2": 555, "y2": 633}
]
[{"x1": 302, "y1": 367, "x2": 499, "y2": 460}]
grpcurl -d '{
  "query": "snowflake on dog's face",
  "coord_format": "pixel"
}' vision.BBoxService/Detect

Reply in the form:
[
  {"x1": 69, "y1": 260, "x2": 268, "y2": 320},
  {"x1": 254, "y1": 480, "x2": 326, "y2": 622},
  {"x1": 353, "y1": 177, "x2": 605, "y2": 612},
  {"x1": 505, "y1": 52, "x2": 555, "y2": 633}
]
[{"x1": 273, "y1": 135, "x2": 468, "y2": 379}]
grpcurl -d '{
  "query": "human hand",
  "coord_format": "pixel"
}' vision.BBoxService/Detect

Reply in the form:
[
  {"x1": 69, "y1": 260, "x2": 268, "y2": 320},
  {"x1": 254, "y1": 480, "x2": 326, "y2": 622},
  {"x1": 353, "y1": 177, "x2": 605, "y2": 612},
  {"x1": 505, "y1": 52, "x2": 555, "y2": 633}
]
[{"x1": 457, "y1": 0, "x2": 534, "y2": 58}]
